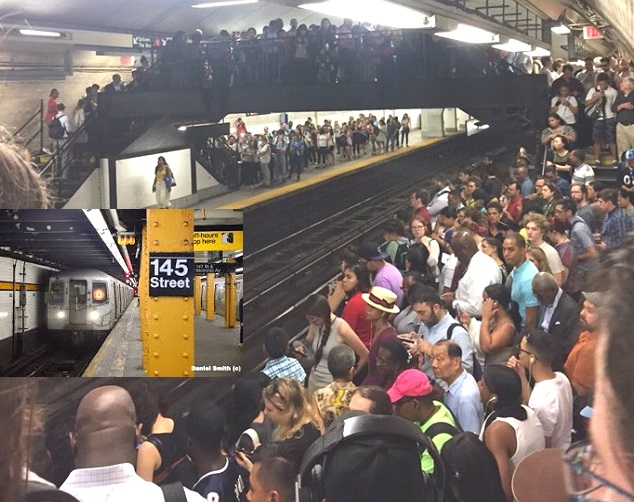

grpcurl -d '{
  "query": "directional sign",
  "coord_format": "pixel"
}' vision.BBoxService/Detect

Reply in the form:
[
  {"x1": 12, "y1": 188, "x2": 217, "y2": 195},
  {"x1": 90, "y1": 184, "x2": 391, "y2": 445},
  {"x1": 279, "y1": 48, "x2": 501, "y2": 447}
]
[
  {"x1": 193, "y1": 230, "x2": 243, "y2": 251},
  {"x1": 149, "y1": 253, "x2": 194, "y2": 296}
]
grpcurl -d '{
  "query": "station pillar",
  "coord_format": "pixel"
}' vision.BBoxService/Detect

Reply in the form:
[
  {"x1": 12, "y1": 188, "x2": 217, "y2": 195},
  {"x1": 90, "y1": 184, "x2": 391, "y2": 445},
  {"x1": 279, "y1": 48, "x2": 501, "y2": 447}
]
[
  {"x1": 206, "y1": 273, "x2": 215, "y2": 321},
  {"x1": 194, "y1": 276, "x2": 202, "y2": 316},
  {"x1": 225, "y1": 273, "x2": 236, "y2": 328},
  {"x1": 141, "y1": 209, "x2": 195, "y2": 376}
]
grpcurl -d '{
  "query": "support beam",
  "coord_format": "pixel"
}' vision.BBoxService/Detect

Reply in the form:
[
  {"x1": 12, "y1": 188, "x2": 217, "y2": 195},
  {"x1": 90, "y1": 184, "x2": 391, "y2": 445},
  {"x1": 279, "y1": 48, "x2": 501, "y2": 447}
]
[
  {"x1": 225, "y1": 273, "x2": 236, "y2": 328},
  {"x1": 143, "y1": 209, "x2": 195, "y2": 376},
  {"x1": 206, "y1": 273, "x2": 215, "y2": 321}
]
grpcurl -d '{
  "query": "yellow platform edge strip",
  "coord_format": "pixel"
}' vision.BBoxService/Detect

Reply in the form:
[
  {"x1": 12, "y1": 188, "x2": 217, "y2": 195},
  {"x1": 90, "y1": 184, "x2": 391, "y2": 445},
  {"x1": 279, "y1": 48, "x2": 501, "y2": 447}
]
[{"x1": 217, "y1": 134, "x2": 461, "y2": 210}]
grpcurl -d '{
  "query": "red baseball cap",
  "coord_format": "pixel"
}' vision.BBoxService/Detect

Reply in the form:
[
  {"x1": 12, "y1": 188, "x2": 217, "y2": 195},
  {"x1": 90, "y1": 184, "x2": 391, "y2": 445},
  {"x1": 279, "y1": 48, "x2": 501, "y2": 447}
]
[{"x1": 387, "y1": 369, "x2": 433, "y2": 403}]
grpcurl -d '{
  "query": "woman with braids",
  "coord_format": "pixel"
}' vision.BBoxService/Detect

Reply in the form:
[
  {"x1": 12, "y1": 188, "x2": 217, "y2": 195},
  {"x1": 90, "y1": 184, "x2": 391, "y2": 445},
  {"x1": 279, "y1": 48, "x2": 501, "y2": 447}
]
[
  {"x1": 298, "y1": 294, "x2": 368, "y2": 395},
  {"x1": 478, "y1": 365, "x2": 545, "y2": 501},
  {"x1": 360, "y1": 286, "x2": 401, "y2": 388}
]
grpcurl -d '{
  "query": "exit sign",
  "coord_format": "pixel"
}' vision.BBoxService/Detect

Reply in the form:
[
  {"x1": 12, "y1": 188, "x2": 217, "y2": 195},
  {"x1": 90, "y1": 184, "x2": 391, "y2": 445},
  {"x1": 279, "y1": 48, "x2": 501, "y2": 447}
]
[{"x1": 583, "y1": 26, "x2": 603, "y2": 40}]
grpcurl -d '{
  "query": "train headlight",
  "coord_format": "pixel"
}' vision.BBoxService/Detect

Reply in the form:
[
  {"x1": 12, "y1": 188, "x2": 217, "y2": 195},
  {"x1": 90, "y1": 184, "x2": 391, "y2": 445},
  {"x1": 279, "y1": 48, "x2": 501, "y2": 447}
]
[
  {"x1": 56, "y1": 311, "x2": 66, "y2": 319},
  {"x1": 89, "y1": 310, "x2": 100, "y2": 322}
]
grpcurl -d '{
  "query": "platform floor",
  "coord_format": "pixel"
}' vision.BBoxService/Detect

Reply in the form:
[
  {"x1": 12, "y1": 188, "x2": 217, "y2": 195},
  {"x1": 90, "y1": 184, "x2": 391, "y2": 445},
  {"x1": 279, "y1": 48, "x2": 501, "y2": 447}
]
[
  {"x1": 195, "y1": 132, "x2": 459, "y2": 210},
  {"x1": 83, "y1": 302, "x2": 242, "y2": 377},
  {"x1": 83, "y1": 301, "x2": 144, "y2": 377},
  {"x1": 192, "y1": 313, "x2": 242, "y2": 377}
]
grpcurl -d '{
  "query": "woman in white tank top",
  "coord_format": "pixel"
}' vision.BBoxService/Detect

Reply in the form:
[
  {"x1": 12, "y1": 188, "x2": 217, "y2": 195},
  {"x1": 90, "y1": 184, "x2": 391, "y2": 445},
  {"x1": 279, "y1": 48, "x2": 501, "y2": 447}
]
[{"x1": 478, "y1": 365, "x2": 545, "y2": 500}]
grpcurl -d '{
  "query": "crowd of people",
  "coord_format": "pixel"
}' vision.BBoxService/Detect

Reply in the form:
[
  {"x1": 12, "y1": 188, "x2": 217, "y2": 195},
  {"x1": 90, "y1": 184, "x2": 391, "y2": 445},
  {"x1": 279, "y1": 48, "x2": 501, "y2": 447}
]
[
  {"x1": 226, "y1": 113, "x2": 413, "y2": 186},
  {"x1": 535, "y1": 55, "x2": 634, "y2": 170},
  {"x1": 246, "y1": 144, "x2": 634, "y2": 500}
]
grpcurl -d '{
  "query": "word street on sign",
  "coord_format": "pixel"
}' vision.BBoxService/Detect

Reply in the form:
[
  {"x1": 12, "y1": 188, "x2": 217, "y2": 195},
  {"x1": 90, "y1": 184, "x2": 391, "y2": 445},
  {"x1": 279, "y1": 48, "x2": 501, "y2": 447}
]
[{"x1": 149, "y1": 253, "x2": 194, "y2": 296}]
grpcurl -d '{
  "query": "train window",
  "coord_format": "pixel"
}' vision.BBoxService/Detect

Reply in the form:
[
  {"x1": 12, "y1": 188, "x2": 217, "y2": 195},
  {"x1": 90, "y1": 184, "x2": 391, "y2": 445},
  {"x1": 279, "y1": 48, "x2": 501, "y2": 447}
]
[
  {"x1": 49, "y1": 280, "x2": 65, "y2": 305},
  {"x1": 92, "y1": 282, "x2": 108, "y2": 303}
]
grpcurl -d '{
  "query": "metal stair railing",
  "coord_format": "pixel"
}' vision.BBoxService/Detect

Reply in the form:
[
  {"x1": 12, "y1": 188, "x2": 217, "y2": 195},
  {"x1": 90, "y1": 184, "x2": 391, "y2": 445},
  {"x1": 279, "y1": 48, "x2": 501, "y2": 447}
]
[{"x1": 11, "y1": 100, "x2": 44, "y2": 153}]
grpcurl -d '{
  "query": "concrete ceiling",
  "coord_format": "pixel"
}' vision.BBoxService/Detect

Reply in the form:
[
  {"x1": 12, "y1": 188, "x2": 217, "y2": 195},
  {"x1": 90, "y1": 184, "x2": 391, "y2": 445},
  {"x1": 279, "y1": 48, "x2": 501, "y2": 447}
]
[
  {"x1": 0, "y1": 0, "x2": 334, "y2": 36},
  {"x1": 0, "y1": 0, "x2": 628, "y2": 56}
]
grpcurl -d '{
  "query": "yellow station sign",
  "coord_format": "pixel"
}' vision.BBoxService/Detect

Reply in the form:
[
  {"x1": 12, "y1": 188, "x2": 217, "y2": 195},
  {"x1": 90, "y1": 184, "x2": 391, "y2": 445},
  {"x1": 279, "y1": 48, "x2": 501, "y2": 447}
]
[{"x1": 193, "y1": 231, "x2": 243, "y2": 251}]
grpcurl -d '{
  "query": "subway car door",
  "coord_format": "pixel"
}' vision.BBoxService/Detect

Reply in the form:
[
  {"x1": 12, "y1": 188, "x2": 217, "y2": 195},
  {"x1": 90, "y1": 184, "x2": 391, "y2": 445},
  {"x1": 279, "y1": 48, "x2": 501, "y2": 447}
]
[{"x1": 69, "y1": 280, "x2": 88, "y2": 325}]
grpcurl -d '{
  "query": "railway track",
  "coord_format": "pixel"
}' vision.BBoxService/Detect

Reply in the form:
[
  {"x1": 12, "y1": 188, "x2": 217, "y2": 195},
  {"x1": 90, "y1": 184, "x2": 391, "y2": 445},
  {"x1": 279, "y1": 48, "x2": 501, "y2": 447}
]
[{"x1": 243, "y1": 133, "x2": 502, "y2": 373}]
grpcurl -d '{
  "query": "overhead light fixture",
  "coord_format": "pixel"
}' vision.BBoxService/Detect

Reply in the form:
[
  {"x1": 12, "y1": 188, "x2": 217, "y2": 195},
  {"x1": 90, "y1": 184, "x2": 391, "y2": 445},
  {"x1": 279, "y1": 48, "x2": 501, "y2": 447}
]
[
  {"x1": 493, "y1": 38, "x2": 532, "y2": 52},
  {"x1": 177, "y1": 125, "x2": 188, "y2": 132},
  {"x1": 192, "y1": 0, "x2": 258, "y2": 7},
  {"x1": 551, "y1": 23, "x2": 570, "y2": 35},
  {"x1": 299, "y1": 0, "x2": 435, "y2": 29},
  {"x1": 435, "y1": 24, "x2": 499, "y2": 44},
  {"x1": 524, "y1": 47, "x2": 551, "y2": 57},
  {"x1": 19, "y1": 29, "x2": 61, "y2": 38}
]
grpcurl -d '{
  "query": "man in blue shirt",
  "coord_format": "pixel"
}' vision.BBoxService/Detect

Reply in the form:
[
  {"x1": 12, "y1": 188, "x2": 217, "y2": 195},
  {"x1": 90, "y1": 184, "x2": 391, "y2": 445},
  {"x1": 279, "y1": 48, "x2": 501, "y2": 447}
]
[
  {"x1": 407, "y1": 288, "x2": 474, "y2": 378},
  {"x1": 596, "y1": 188, "x2": 633, "y2": 251},
  {"x1": 431, "y1": 340, "x2": 483, "y2": 433},
  {"x1": 261, "y1": 327, "x2": 306, "y2": 382},
  {"x1": 503, "y1": 232, "x2": 539, "y2": 329}
]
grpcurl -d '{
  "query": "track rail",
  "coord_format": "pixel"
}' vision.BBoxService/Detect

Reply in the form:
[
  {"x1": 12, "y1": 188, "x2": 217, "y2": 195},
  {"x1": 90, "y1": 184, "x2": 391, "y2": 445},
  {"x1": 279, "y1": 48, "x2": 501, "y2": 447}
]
[{"x1": 243, "y1": 134, "x2": 501, "y2": 373}]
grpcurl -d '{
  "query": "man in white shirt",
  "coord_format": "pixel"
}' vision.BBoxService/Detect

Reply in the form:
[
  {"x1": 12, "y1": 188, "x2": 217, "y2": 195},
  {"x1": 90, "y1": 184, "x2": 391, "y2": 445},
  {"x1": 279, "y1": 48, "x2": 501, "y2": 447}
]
[
  {"x1": 508, "y1": 329, "x2": 573, "y2": 450},
  {"x1": 60, "y1": 386, "x2": 205, "y2": 502},
  {"x1": 585, "y1": 73, "x2": 618, "y2": 165},
  {"x1": 443, "y1": 228, "x2": 502, "y2": 317}
]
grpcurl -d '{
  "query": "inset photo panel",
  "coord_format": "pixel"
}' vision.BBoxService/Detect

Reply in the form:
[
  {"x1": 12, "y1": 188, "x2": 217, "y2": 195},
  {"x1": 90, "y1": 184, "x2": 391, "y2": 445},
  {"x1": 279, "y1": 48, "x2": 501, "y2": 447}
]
[{"x1": 0, "y1": 208, "x2": 242, "y2": 378}]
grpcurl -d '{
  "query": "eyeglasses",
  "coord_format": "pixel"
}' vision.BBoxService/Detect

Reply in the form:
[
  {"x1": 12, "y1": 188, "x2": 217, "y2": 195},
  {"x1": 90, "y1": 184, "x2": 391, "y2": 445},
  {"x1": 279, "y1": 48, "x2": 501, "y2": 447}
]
[
  {"x1": 411, "y1": 225, "x2": 425, "y2": 230},
  {"x1": 563, "y1": 441, "x2": 634, "y2": 501},
  {"x1": 515, "y1": 343, "x2": 538, "y2": 360}
]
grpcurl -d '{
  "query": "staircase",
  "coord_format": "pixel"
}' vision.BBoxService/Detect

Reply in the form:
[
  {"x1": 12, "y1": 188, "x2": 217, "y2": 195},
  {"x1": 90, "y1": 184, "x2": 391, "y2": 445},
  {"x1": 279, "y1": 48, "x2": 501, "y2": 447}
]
[
  {"x1": 194, "y1": 136, "x2": 240, "y2": 189},
  {"x1": 584, "y1": 147, "x2": 619, "y2": 185}
]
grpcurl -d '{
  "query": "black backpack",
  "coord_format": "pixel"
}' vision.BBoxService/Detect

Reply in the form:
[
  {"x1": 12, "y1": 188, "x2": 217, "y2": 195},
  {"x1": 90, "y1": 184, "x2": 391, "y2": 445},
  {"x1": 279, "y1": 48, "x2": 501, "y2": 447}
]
[
  {"x1": 439, "y1": 432, "x2": 507, "y2": 502},
  {"x1": 447, "y1": 323, "x2": 483, "y2": 382},
  {"x1": 48, "y1": 117, "x2": 66, "y2": 140},
  {"x1": 381, "y1": 240, "x2": 410, "y2": 272}
]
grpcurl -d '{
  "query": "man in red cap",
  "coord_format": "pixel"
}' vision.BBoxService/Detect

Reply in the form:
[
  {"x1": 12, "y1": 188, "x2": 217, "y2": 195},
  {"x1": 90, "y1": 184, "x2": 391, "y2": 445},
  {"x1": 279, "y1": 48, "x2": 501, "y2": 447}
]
[{"x1": 387, "y1": 368, "x2": 458, "y2": 473}]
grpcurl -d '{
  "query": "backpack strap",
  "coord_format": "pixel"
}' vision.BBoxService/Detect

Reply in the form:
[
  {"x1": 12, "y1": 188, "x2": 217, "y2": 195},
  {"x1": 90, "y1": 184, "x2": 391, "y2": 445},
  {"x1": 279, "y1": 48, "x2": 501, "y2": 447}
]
[
  {"x1": 446, "y1": 323, "x2": 463, "y2": 341},
  {"x1": 425, "y1": 422, "x2": 460, "y2": 441},
  {"x1": 160, "y1": 482, "x2": 188, "y2": 502}
]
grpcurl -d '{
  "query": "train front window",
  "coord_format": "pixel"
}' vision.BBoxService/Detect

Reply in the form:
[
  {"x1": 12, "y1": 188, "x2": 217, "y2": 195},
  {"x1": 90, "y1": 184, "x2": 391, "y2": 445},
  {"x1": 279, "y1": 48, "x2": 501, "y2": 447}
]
[
  {"x1": 92, "y1": 282, "x2": 108, "y2": 304},
  {"x1": 49, "y1": 280, "x2": 65, "y2": 305}
]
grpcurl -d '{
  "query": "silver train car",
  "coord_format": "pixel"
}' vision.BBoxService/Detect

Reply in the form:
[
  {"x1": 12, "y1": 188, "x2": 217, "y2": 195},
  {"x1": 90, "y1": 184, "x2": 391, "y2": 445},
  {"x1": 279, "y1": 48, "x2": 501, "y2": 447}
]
[
  {"x1": 46, "y1": 269, "x2": 134, "y2": 339},
  {"x1": 201, "y1": 274, "x2": 243, "y2": 318}
]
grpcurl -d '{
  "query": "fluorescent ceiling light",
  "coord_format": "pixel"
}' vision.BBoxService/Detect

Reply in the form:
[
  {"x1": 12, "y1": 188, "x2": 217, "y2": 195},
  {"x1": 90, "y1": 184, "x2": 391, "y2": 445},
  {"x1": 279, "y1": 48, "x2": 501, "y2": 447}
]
[
  {"x1": 524, "y1": 47, "x2": 551, "y2": 57},
  {"x1": 192, "y1": 0, "x2": 258, "y2": 7},
  {"x1": 19, "y1": 29, "x2": 61, "y2": 37},
  {"x1": 435, "y1": 24, "x2": 499, "y2": 44},
  {"x1": 177, "y1": 126, "x2": 188, "y2": 131},
  {"x1": 493, "y1": 38, "x2": 532, "y2": 52},
  {"x1": 82, "y1": 209, "x2": 130, "y2": 275},
  {"x1": 299, "y1": 0, "x2": 435, "y2": 29},
  {"x1": 551, "y1": 24, "x2": 570, "y2": 35}
]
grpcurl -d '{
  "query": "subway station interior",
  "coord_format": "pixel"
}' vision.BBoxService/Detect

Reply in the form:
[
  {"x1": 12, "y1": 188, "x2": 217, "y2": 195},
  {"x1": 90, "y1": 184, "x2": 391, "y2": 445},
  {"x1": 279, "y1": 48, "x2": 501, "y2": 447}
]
[
  {"x1": 0, "y1": 209, "x2": 243, "y2": 377},
  {"x1": 2, "y1": 0, "x2": 634, "y2": 500}
]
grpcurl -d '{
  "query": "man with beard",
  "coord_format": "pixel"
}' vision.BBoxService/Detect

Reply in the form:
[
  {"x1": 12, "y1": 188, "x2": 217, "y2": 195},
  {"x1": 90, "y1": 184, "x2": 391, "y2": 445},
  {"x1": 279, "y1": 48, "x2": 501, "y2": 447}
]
[{"x1": 406, "y1": 287, "x2": 474, "y2": 379}]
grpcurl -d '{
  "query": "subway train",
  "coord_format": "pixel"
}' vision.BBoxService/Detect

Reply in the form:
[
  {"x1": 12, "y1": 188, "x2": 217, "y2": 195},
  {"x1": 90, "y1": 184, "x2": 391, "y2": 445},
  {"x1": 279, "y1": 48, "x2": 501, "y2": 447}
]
[
  {"x1": 46, "y1": 269, "x2": 134, "y2": 342},
  {"x1": 201, "y1": 274, "x2": 243, "y2": 318}
]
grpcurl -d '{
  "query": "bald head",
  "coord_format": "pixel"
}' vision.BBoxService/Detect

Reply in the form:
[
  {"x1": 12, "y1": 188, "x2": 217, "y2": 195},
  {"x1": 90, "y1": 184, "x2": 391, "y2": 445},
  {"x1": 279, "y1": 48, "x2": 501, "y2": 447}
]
[
  {"x1": 451, "y1": 228, "x2": 479, "y2": 266},
  {"x1": 532, "y1": 272, "x2": 559, "y2": 305},
  {"x1": 73, "y1": 386, "x2": 138, "y2": 468}
]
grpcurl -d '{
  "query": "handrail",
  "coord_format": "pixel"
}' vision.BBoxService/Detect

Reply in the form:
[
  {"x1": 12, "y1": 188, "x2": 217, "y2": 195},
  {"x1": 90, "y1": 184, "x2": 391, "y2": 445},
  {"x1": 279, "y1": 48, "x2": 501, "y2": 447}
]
[{"x1": 12, "y1": 102, "x2": 42, "y2": 138}]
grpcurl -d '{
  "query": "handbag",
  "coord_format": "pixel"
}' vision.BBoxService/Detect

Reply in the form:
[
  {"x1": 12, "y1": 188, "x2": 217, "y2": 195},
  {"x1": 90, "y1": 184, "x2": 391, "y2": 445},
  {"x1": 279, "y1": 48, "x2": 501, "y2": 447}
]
[{"x1": 164, "y1": 172, "x2": 176, "y2": 189}]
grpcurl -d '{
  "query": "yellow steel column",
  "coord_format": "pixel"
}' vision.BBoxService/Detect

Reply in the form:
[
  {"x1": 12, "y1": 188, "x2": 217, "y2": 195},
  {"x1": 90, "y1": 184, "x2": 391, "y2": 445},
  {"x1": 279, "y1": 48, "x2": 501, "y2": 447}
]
[
  {"x1": 194, "y1": 276, "x2": 202, "y2": 316},
  {"x1": 139, "y1": 225, "x2": 150, "y2": 371},
  {"x1": 225, "y1": 273, "x2": 236, "y2": 328},
  {"x1": 206, "y1": 273, "x2": 215, "y2": 321},
  {"x1": 146, "y1": 209, "x2": 195, "y2": 376}
]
